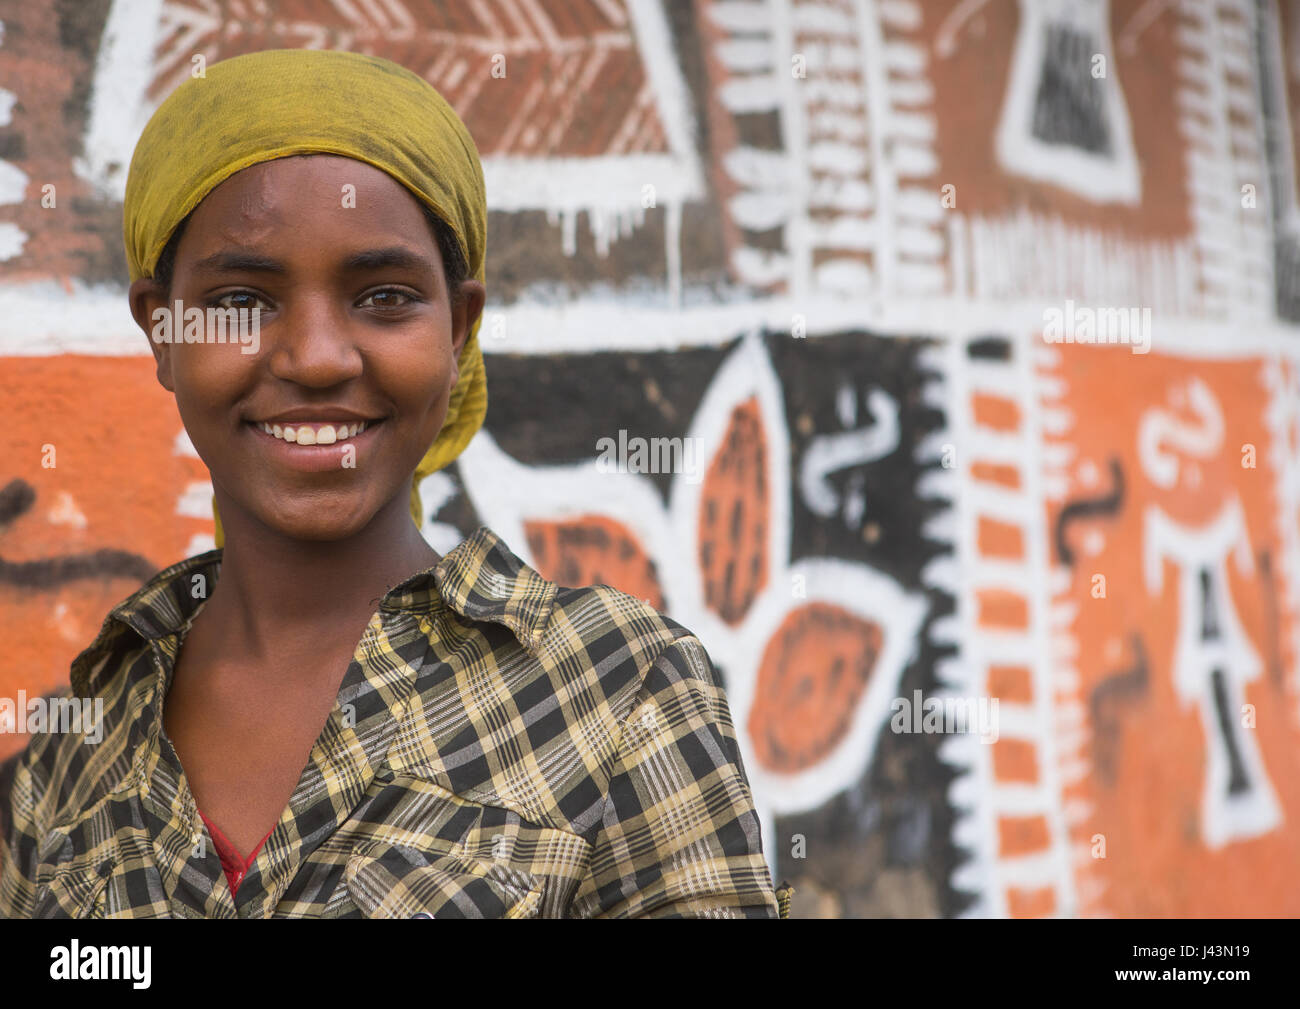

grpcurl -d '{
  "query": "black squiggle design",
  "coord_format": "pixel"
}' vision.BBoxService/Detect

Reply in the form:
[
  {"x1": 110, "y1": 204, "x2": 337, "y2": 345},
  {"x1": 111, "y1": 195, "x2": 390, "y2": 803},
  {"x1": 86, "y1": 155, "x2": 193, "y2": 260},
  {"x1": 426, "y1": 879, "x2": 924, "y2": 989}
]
[
  {"x1": 1090, "y1": 633, "x2": 1149, "y2": 786},
  {"x1": 0, "y1": 479, "x2": 157, "y2": 588},
  {"x1": 1258, "y1": 549, "x2": 1286, "y2": 688},
  {"x1": 1054, "y1": 457, "x2": 1124, "y2": 566}
]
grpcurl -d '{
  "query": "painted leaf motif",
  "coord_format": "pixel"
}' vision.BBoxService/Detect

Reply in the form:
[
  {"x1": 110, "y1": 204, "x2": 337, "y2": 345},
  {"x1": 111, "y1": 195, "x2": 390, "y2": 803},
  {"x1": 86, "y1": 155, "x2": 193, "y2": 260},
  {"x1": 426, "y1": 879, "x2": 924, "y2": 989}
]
[
  {"x1": 699, "y1": 396, "x2": 769, "y2": 625},
  {"x1": 747, "y1": 602, "x2": 882, "y2": 773},
  {"x1": 524, "y1": 515, "x2": 665, "y2": 610}
]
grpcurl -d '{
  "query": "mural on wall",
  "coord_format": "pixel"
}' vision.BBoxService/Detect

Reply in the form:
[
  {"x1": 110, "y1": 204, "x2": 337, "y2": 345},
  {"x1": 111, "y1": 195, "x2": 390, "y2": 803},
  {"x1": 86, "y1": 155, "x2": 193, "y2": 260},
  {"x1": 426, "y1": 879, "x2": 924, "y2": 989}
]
[
  {"x1": 1261, "y1": 0, "x2": 1300, "y2": 321},
  {"x1": 2, "y1": 0, "x2": 1300, "y2": 917},
  {"x1": 448, "y1": 329, "x2": 954, "y2": 908},
  {"x1": 1039, "y1": 347, "x2": 1300, "y2": 915}
]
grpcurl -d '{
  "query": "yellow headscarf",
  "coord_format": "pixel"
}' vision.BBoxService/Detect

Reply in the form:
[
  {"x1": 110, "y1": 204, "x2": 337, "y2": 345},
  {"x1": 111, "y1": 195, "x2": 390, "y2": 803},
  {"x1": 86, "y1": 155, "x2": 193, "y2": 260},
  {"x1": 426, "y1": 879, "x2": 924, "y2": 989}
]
[{"x1": 122, "y1": 48, "x2": 487, "y2": 549}]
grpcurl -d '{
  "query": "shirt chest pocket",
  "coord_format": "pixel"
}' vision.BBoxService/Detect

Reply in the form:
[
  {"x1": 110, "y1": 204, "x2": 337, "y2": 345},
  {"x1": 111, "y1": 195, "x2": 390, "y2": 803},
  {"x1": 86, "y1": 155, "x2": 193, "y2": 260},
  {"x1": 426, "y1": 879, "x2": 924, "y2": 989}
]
[
  {"x1": 318, "y1": 771, "x2": 594, "y2": 918},
  {"x1": 343, "y1": 840, "x2": 543, "y2": 919}
]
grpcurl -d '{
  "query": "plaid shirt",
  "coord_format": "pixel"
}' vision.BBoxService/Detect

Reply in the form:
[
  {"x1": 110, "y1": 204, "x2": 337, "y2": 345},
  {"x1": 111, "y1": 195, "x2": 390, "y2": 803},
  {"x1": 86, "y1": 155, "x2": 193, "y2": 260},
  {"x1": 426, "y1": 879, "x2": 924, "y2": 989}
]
[{"x1": 0, "y1": 526, "x2": 784, "y2": 918}]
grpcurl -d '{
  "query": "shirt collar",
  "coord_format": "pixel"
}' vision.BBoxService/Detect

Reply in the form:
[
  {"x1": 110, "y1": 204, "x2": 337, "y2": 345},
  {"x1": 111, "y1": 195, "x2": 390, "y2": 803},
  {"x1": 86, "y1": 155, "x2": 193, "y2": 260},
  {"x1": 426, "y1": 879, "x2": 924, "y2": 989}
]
[{"x1": 70, "y1": 525, "x2": 557, "y2": 696}]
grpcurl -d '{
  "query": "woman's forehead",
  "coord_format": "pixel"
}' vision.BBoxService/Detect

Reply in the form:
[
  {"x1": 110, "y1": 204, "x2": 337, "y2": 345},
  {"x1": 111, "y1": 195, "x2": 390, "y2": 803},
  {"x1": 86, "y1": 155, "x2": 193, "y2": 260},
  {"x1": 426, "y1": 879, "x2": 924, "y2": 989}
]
[
  {"x1": 185, "y1": 155, "x2": 436, "y2": 244},
  {"x1": 204, "y1": 154, "x2": 420, "y2": 205}
]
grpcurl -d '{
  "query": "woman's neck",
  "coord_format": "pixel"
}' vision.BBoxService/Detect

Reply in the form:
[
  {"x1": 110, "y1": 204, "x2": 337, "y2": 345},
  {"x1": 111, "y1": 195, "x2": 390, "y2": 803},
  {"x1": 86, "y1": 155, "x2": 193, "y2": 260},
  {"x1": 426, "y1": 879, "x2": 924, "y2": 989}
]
[{"x1": 198, "y1": 491, "x2": 442, "y2": 665}]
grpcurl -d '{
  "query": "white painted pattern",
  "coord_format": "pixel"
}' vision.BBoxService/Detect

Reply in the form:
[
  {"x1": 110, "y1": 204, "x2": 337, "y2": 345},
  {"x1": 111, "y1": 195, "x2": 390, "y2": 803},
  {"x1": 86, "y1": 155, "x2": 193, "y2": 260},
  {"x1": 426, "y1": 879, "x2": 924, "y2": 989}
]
[
  {"x1": 705, "y1": 0, "x2": 792, "y2": 289},
  {"x1": 74, "y1": 0, "x2": 703, "y2": 302},
  {"x1": 937, "y1": 331, "x2": 1077, "y2": 918},
  {"x1": 960, "y1": 208, "x2": 1203, "y2": 317},
  {"x1": 13, "y1": 280, "x2": 1300, "y2": 356},
  {"x1": 911, "y1": 338, "x2": 1009, "y2": 916},
  {"x1": 0, "y1": 18, "x2": 29, "y2": 262},
  {"x1": 1033, "y1": 334, "x2": 1112, "y2": 915},
  {"x1": 1175, "y1": 0, "x2": 1273, "y2": 321},
  {"x1": 994, "y1": 0, "x2": 1142, "y2": 205},
  {"x1": 862, "y1": 0, "x2": 946, "y2": 295},
  {"x1": 1261, "y1": 355, "x2": 1300, "y2": 730}
]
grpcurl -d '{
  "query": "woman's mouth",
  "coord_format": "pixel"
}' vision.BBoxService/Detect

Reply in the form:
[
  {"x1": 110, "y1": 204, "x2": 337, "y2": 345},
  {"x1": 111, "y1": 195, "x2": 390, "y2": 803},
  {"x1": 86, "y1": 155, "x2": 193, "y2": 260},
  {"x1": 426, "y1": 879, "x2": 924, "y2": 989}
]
[
  {"x1": 254, "y1": 420, "x2": 371, "y2": 445},
  {"x1": 245, "y1": 418, "x2": 384, "y2": 473}
]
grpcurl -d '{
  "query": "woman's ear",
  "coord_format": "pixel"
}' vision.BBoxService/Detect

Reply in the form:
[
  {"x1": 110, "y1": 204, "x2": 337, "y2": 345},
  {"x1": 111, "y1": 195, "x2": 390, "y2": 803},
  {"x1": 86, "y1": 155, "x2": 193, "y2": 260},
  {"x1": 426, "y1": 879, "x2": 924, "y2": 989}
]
[
  {"x1": 129, "y1": 277, "x2": 175, "y2": 392},
  {"x1": 450, "y1": 278, "x2": 486, "y2": 366}
]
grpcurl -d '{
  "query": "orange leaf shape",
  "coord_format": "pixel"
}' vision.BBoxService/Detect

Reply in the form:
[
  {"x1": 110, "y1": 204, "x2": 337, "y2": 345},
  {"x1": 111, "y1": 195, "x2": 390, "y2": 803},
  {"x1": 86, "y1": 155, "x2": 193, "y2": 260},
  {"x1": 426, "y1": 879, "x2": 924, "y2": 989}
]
[
  {"x1": 699, "y1": 396, "x2": 769, "y2": 625},
  {"x1": 524, "y1": 515, "x2": 665, "y2": 610},
  {"x1": 748, "y1": 603, "x2": 883, "y2": 773}
]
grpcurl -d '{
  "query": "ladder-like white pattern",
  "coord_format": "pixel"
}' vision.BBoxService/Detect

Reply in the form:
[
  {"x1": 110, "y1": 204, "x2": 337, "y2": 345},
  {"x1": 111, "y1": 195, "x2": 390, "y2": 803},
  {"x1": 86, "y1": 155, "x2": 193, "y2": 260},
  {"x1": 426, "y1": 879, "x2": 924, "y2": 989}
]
[{"x1": 1176, "y1": 0, "x2": 1274, "y2": 320}]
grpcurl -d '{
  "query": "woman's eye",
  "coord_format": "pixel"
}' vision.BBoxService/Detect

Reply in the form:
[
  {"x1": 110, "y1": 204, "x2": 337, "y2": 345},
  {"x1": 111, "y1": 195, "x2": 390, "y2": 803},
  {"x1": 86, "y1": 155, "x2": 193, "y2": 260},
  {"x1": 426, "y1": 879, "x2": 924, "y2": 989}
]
[
  {"x1": 359, "y1": 289, "x2": 413, "y2": 310},
  {"x1": 211, "y1": 291, "x2": 268, "y2": 311}
]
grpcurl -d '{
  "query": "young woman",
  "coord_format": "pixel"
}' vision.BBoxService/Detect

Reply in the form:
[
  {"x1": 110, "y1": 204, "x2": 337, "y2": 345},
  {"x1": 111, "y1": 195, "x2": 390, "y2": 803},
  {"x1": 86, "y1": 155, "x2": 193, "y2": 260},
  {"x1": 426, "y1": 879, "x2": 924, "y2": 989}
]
[{"x1": 0, "y1": 48, "x2": 784, "y2": 918}]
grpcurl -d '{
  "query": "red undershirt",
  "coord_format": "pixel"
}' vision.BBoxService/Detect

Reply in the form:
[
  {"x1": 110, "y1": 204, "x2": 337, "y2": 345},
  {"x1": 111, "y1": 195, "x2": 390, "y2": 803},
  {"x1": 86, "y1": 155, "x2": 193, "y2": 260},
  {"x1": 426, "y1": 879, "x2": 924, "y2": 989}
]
[{"x1": 199, "y1": 809, "x2": 275, "y2": 896}]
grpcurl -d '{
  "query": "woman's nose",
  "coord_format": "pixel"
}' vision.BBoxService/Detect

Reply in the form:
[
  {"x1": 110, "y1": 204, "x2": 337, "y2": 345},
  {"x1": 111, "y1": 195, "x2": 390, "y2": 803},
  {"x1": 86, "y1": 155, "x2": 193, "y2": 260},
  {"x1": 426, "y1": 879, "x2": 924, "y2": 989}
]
[{"x1": 264, "y1": 293, "x2": 364, "y2": 387}]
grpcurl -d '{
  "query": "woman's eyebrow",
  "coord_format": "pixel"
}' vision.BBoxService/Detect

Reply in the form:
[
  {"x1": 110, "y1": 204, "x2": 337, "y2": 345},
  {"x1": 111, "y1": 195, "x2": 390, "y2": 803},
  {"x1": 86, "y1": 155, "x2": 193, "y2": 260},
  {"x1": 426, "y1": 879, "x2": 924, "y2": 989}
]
[
  {"x1": 188, "y1": 247, "x2": 436, "y2": 275},
  {"x1": 192, "y1": 250, "x2": 287, "y2": 275},
  {"x1": 341, "y1": 246, "x2": 437, "y2": 273}
]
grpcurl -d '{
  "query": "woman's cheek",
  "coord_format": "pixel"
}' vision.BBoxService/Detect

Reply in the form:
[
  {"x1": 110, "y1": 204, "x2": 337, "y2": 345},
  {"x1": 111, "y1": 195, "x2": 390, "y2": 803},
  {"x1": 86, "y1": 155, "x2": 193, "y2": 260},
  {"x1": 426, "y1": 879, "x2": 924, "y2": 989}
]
[
  {"x1": 387, "y1": 352, "x2": 452, "y2": 427},
  {"x1": 169, "y1": 356, "x2": 251, "y2": 462},
  {"x1": 173, "y1": 343, "x2": 251, "y2": 403}
]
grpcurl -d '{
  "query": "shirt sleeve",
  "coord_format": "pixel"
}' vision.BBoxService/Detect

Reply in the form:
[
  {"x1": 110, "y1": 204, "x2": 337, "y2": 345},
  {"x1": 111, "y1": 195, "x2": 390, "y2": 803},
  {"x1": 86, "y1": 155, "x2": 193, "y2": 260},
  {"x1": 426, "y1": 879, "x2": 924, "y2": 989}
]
[
  {"x1": 571, "y1": 634, "x2": 779, "y2": 918},
  {"x1": 0, "y1": 741, "x2": 46, "y2": 919}
]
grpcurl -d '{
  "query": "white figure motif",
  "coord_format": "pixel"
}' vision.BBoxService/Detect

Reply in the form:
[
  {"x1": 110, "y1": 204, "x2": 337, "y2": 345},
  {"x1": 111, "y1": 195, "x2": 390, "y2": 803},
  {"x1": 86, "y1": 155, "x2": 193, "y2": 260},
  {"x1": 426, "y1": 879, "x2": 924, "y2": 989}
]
[{"x1": 1139, "y1": 381, "x2": 1281, "y2": 848}]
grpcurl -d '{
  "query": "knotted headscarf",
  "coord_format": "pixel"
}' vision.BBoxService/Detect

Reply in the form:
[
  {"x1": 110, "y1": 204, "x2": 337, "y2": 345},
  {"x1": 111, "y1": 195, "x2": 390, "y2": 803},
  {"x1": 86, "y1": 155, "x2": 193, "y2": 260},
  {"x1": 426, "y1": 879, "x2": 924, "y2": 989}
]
[{"x1": 122, "y1": 48, "x2": 487, "y2": 548}]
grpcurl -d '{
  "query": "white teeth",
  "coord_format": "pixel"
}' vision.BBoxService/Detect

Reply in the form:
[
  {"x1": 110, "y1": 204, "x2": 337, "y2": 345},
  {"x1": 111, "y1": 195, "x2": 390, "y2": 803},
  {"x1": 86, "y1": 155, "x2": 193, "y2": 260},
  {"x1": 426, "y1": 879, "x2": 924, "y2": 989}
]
[{"x1": 257, "y1": 420, "x2": 369, "y2": 445}]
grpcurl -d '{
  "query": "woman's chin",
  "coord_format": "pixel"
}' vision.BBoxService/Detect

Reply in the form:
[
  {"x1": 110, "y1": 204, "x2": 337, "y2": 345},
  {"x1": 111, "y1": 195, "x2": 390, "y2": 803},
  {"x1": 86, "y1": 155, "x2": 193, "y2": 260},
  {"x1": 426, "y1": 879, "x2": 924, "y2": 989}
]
[{"x1": 253, "y1": 502, "x2": 381, "y2": 543}]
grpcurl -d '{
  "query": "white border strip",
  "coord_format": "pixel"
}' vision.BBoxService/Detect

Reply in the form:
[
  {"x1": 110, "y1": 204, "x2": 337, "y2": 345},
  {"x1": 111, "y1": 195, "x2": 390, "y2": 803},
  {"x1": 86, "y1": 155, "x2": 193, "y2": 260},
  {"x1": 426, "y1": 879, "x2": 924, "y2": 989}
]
[{"x1": 6, "y1": 279, "x2": 1300, "y2": 357}]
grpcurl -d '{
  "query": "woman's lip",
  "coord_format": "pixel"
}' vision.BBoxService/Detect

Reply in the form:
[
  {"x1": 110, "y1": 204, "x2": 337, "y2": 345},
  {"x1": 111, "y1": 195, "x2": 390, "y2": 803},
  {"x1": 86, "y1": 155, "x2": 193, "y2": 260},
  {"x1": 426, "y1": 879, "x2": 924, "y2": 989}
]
[
  {"x1": 256, "y1": 416, "x2": 383, "y2": 426},
  {"x1": 245, "y1": 418, "x2": 383, "y2": 473}
]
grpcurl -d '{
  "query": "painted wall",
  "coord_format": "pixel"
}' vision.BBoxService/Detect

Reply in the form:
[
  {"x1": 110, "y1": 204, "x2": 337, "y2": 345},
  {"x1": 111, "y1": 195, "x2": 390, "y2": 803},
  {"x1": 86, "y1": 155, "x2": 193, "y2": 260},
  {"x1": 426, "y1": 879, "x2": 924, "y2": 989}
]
[{"x1": 2, "y1": 0, "x2": 1299, "y2": 917}]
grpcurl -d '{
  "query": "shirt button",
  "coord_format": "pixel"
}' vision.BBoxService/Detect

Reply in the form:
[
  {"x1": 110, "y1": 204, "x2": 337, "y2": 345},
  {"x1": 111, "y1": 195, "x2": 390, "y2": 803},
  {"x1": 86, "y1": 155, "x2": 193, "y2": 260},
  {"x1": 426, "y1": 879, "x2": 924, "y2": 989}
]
[{"x1": 411, "y1": 911, "x2": 433, "y2": 919}]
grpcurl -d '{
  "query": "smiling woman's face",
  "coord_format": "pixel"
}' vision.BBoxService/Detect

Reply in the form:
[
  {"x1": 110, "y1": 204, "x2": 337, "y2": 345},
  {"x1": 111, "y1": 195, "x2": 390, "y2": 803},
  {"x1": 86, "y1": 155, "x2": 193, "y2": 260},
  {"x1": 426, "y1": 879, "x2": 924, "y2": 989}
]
[{"x1": 129, "y1": 154, "x2": 484, "y2": 545}]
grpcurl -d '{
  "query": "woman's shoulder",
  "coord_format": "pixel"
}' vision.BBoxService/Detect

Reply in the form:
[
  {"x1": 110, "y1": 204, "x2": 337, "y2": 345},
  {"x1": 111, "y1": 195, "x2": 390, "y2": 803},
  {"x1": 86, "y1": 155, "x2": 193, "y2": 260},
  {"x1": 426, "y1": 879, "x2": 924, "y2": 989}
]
[
  {"x1": 414, "y1": 528, "x2": 741, "y2": 840},
  {"x1": 6, "y1": 550, "x2": 223, "y2": 815},
  {"x1": 482, "y1": 531, "x2": 737, "y2": 721},
  {"x1": 549, "y1": 580, "x2": 691, "y2": 657},
  {"x1": 432, "y1": 525, "x2": 732, "y2": 719},
  {"x1": 438, "y1": 526, "x2": 715, "y2": 684}
]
